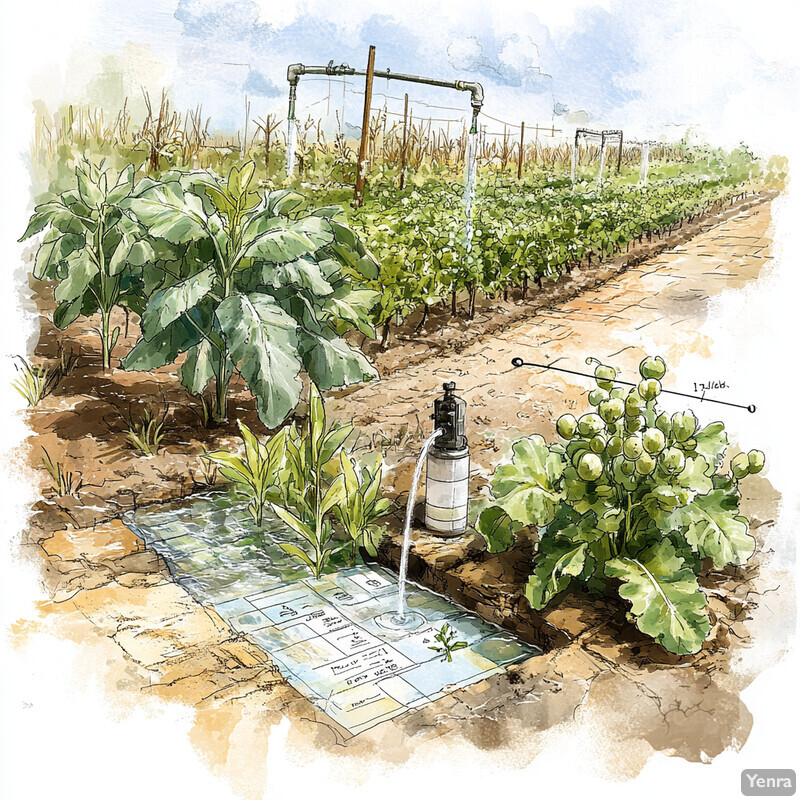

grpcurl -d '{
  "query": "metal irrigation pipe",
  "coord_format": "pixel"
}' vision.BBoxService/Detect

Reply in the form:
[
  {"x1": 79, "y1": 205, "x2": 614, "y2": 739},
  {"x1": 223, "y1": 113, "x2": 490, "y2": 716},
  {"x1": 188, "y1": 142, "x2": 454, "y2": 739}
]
[{"x1": 285, "y1": 59, "x2": 484, "y2": 179}]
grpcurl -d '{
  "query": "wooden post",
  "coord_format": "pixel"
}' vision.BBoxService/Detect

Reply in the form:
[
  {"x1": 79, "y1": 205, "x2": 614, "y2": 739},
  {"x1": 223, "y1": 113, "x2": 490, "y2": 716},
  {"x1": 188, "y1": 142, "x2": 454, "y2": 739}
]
[
  {"x1": 517, "y1": 120, "x2": 525, "y2": 180},
  {"x1": 616, "y1": 133, "x2": 623, "y2": 173},
  {"x1": 353, "y1": 45, "x2": 376, "y2": 207},
  {"x1": 597, "y1": 133, "x2": 606, "y2": 186},
  {"x1": 399, "y1": 92, "x2": 409, "y2": 189}
]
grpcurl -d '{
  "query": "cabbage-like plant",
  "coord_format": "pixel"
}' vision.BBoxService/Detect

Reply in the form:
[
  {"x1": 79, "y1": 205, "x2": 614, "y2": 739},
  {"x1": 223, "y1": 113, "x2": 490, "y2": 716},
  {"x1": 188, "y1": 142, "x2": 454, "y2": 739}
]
[
  {"x1": 477, "y1": 354, "x2": 765, "y2": 655},
  {"x1": 123, "y1": 161, "x2": 380, "y2": 426},
  {"x1": 20, "y1": 159, "x2": 150, "y2": 369}
]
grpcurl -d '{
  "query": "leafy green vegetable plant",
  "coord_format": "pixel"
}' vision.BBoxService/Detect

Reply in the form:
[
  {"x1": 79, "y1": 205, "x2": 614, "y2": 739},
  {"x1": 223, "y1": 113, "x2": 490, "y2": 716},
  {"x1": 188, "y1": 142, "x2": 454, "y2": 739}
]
[
  {"x1": 21, "y1": 159, "x2": 150, "y2": 369},
  {"x1": 477, "y1": 354, "x2": 764, "y2": 655},
  {"x1": 335, "y1": 450, "x2": 395, "y2": 565},
  {"x1": 428, "y1": 623, "x2": 468, "y2": 662},
  {"x1": 203, "y1": 421, "x2": 286, "y2": 525},
  {"x1": 270, "y1": 383, "x2": 352, "y2": 578},
  {"x1": 124, "y1": 161, "x2": 380, "y2": 426}
]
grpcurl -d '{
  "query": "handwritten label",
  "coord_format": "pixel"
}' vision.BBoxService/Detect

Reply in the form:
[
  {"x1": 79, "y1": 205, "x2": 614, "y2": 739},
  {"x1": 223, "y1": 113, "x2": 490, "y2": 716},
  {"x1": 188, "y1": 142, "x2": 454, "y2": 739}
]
[{"x1": 694, "y1": 380, "x2": 728, "y2": 392}]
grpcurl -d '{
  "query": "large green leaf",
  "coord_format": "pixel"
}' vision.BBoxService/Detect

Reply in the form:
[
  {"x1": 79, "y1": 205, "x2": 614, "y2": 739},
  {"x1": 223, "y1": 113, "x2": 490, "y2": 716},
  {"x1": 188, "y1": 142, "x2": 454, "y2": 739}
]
[
  {"x1": 327, "y1": 219, "x2": 380, "y2": 279},
  {"x1": 298, "y1": 329, "x2": 378, "y2": 390},
  {"x1": 242, "y1": 226, "x2": 324, "y2": 265},
  {"x1": 605, "y1": 538, "x2": 710, "y2": 655},
  {"x1": 491, "y1": 435, "x2": 565, "y2": 527},
  {"x1": 215, "y1": 292, "x2": 303, "y2": 428},
  {"x1": 475, "y1": 506, "x2": 518, "y2": 554},
  {"x1": 121, "y1": 314, "x2": 203, "y2": 371},
  {"x1": 129, "y1": 193, "x2": 210, "y2": 244},
  {"x1": 525, "y1": 536, "x2": 589, "y2": 609},
  {"x1": 19, "y1": 201, "x2": 81, "y2": 240},
  {"x1": 53, "y1": 251, "x2": 98, "y2": 304},
  {"x1": 53, "y1": 297, "x2": 85, "y2": 329},
  {"x1": 676, "y1": 455, "x2": 714, "y2": 495},
  {"x1": 688, "y1": 422, "x2": 728, "y2": 469},
  {"x1": 264, "y1": 257, "x2": 333, "y2": 295},
  {"x1": 680, "y1": 488, "x2": 755, "y2": 568},
  {"x1": 105, "y1": 164, "x2": 135, "y2": 206},
  {"x1": 322, "y1": 286, "x2": 379, "y2": 337},
  {"x1": 180, "y1": 339, "x2": 217, "y2": 395},
  {"x1": 76, "y1": 165, "x2": 104, "y2": 209},
  {"x1": 33, "y1": 231, "x2": 84, "y2": 280},
  {"x1": 141, "y1": 267, "x2": 217, "y2": 336}
]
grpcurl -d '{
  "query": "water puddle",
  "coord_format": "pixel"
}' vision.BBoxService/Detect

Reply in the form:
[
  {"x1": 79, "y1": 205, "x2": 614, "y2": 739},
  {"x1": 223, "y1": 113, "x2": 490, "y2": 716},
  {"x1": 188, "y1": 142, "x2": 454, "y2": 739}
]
[{"x1": 125, "y1": 490, "x2": 541, "y2": 735}]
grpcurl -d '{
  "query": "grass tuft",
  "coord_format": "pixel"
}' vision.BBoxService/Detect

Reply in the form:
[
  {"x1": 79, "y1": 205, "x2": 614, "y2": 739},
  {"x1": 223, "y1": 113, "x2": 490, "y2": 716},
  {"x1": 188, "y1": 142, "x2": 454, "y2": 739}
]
[
  {"x1": 125, "y1": 403, "x2": 168, "y2": 457},
  {"x1": 41, "y1": 449, "x2": 83, "y2": 496}
]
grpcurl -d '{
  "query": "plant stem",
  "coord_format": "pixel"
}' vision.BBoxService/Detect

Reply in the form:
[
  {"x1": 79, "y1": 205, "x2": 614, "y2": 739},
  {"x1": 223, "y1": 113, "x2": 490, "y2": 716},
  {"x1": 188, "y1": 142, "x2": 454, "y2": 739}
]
[
  {"x1": 213, "y1": 364, "x2": 231, "y2": 422},
  {"x1": 100, "y1": 307, "x2": 112, "y2": 370}
]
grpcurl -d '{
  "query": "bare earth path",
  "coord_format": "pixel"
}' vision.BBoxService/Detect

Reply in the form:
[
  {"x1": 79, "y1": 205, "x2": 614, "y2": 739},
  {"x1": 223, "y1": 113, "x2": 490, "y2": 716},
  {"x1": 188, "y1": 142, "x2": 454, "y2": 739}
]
[{"x1": 23, "y1": 200, "x2": 790, "y2": 798}]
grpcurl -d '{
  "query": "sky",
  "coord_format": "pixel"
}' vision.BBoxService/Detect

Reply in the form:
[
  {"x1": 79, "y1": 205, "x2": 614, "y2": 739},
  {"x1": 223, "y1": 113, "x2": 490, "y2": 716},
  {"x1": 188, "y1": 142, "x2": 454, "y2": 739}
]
[{"x1": 16, "y1": 0, "x2": 800, "y2": 151}]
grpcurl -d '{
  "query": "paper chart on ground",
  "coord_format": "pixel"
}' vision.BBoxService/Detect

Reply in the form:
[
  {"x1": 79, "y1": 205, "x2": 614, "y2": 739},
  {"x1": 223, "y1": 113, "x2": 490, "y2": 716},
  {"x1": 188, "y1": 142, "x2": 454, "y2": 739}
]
[{"x1": 214, "y1": 566, "x2": 541, "y2": 736}]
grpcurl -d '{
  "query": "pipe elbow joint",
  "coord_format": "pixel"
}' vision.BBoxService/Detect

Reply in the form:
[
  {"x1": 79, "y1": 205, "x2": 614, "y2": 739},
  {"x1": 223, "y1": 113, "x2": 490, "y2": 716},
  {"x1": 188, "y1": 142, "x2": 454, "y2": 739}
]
[
  {"x1": 456, "y1": 80, "x2": 484, "y2": 111},
  {"x1": 287, "y1": 63, "x2": 305, "y2": 85}
]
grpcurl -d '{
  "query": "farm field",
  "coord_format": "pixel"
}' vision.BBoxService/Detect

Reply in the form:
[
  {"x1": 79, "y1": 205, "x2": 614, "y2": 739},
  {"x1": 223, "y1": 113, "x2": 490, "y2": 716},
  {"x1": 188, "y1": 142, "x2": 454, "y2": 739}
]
[
  {"x1": 4, "y1": 3, "x2": 799, "y2": 796},
  {"x1": 20, "y1": 182, "x2": 786, "y2": 784}
]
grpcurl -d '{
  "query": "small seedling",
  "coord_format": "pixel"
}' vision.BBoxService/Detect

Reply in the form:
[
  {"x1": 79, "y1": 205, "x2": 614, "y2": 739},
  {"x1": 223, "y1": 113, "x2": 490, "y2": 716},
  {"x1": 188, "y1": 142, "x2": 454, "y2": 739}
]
[
  {"x1": 41, "y1": 449, "x2": 82, "y2": 496},
  {"x1": 428, "y1": 622, "x2": 468, "y2": 663},
  {"x1": 125, "y1": 404, "x2": 168, "y2": 456},
  {"x1": 12, "y1": 356, "x2": 61, "y2": 406},
  {"x1": 189, "y1": 394, "x2": 215, "y2": 429},
  {"x1": 203, "y1": 421, "x2": 285, "y2": 526},
  {"x1": 190, "y1": 448, "x2": 220, "y2": 487},
  {"x1": 57, "y1": 344, "x2": 79, "y2": 376}
]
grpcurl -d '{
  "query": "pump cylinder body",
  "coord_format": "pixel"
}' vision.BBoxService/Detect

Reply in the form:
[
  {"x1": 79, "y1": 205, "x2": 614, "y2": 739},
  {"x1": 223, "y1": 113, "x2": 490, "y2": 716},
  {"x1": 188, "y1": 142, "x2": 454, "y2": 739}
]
[{"x1": 424, "y1": 444, "x2": 469, "y2": 534}]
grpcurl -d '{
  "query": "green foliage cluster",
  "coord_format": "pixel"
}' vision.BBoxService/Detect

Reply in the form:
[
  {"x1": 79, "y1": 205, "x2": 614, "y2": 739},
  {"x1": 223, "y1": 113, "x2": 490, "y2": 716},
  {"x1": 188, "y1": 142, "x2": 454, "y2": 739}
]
[
  {"x1": 476, "y1": 354, "x2": 765, "y2": 655},
  {"x1": 21, "y1": 159, "x2": 151, "y2": 370},
  {"x1": 204, "y1": 384, "x2": 394, "y2": 578},
  {"x1": 23, "y1": 160, "x2": 381, "y2": 429},
  {"x1": 347, "y1": 172, "x2": 755, "y2": 329}
]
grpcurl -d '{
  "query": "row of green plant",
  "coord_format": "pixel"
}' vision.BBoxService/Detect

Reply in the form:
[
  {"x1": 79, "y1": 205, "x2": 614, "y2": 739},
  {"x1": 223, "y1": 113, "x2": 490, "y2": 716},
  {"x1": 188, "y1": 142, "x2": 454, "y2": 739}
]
[
  {"x1": 22, "y1": 147, "x2": 772, "y2": 431},
  {"x1": 346, "y1": 171, "x2": 757, "y2": 331},
  {"x1": 202, "y1": 384, "x2": 394, "y2": 578},
  {"x1": 22, "y1": 159, "x2": 381, "y2": 429},
  {"x1": 475, "y1": 354, "x2": 765, "y2": 655}
]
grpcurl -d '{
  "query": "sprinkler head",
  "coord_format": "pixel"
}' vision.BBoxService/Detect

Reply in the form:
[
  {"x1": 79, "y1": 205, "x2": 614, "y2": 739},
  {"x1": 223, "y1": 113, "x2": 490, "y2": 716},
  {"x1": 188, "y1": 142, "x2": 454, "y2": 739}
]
[{"x1": 431, "y1": 382, "x2": 467, "y2": 450}]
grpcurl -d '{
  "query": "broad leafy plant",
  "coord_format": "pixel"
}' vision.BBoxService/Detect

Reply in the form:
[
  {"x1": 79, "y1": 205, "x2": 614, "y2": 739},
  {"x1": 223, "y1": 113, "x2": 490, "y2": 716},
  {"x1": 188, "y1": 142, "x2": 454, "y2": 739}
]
[
  {"x1": 123, "y1": 161, "x2": 380, "y2": 426},
  {"x1": 21, "y1": 159, "x2": 150, "y2": 369},
  {"x1": 477, "y1": 354, "x2": 765, "y2": 655}
]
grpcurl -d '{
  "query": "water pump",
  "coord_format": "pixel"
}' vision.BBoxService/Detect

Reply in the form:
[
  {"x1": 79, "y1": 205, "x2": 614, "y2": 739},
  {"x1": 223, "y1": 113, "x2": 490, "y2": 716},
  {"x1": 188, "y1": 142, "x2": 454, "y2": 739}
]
[{"x1": 424, "y1": 382, "x2": 470, "y2": 536}]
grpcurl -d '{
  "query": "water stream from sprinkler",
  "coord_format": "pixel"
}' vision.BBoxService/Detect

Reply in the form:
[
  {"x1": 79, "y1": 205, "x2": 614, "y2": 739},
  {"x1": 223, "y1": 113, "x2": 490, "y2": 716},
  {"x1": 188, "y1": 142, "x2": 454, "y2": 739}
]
[
  {"x1": 285, "y1": 118, "x2": 297, "y2": 179},
  {"x1": 464, "y1": 131, "x2": 478, "y2": 251},
  {"x1": 375, "y1": 427, "x2": 443, "y2": 632}
]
